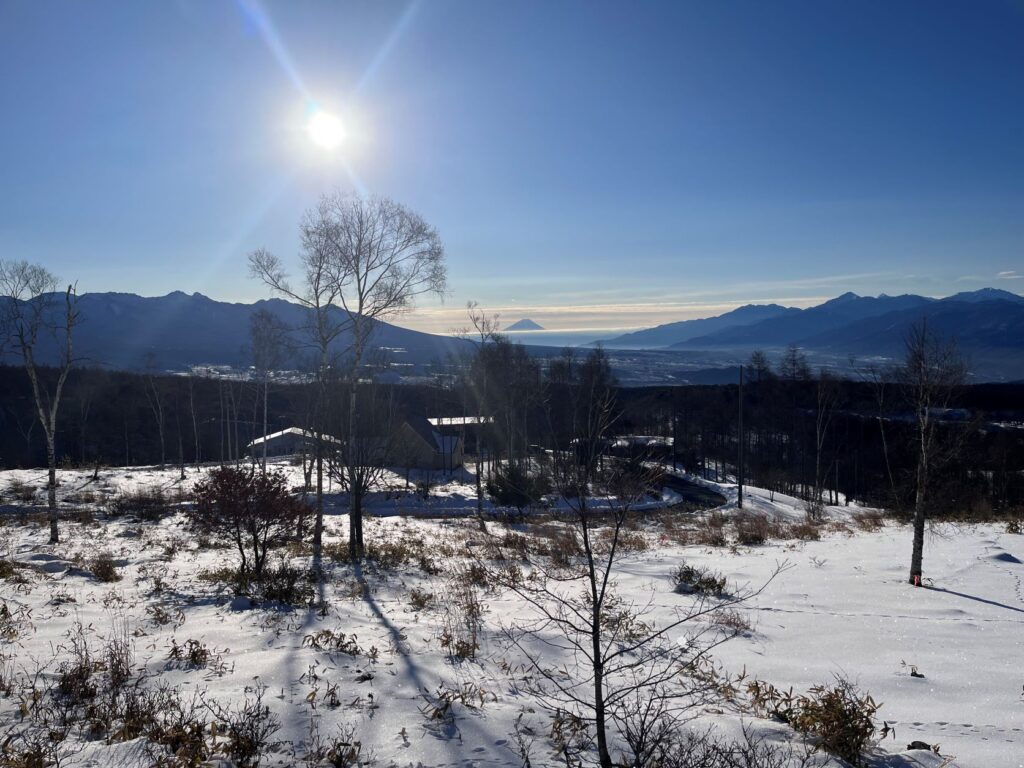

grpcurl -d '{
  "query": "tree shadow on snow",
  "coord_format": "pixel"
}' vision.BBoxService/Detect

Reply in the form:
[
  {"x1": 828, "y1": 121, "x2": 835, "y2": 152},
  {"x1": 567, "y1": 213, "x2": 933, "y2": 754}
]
[{"x1": 927, "y1": 585, "x2": 1024, "y2": 615}]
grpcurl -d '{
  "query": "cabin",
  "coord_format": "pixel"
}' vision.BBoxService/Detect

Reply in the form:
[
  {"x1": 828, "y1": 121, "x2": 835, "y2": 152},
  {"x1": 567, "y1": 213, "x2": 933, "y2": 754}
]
[
  {"x1": 426, "y1": 415, "x2": 493, "y2": 456},
  {"x1": 246, "y1": 418, "x2": 463, "y2": 472},
  {"x1": 246, "y1": 428, "x2": 341, "y2": 458},
  {"x1": 394, "y1": 416, "x2": 464, "y2": 472}
]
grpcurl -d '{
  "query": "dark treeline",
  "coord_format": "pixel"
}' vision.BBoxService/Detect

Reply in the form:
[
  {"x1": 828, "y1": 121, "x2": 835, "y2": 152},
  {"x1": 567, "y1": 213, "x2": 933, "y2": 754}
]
[
  {"x1": 616, "y1": 378, "x2": 1024, "y2": 516},
  {"x1": 0, "y1": 365, "x2": 453, "y2": 472},
  {"x1": 3, "y1": 355, "x2": 1023, "y2": 516}
]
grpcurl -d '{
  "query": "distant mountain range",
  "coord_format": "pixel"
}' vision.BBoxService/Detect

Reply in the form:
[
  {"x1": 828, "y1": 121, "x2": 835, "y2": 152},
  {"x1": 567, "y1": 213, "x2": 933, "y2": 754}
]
[
  {"x1": 4, "y1": 288, "x2": 1023, "y2": 381},
  {"x1": 1, "y1": 291, "x2": 472, "y2": 371},
  {"x1": 592, "y1": 303, "x2": 797, "y2": 349},
  {"x1": 506, "y1": 318, "x2": 545, "y2": 331},
  {"x1": 594, "y1": 288, "x2": 1024, "y2": 376}
]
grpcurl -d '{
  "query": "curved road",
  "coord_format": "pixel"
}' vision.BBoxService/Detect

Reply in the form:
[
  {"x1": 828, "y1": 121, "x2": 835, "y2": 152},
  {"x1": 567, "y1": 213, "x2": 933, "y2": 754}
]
[{"x1": 659, "y1": 471, "x2": 727, "y2": 508}]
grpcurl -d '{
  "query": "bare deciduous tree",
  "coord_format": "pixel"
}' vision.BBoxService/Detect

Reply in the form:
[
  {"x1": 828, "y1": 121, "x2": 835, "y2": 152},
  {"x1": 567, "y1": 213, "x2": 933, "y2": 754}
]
[
  {"x1": 305, "y1": 193, "x2": 447, "y2": 559},
  {"x1": 858, "y1": 361, "x2": 901, "y2": 513},
  {"x1": 249, "y1": 193, "x2": 446, "y2": 562},
  {"x1": 248, "y1": 308, "x2": 291, "y2": 471},
  {"x1": 327, "y1": 369, "x2": 398, "y2": 536},
  {"x1": 0, "y1": 260, "x2": 79, "y2": 543},
  {"x1": 898, "y1": 321, "x2": 967, "y2": 585},
  {"x1": 459, "y1": 300, "x2": 502, "y2": 531},
  {"x1": 249, "y1": 239, "x2": 347, "y2": 565},
  {"x1": 810, "y1": 368, "x2": 839, "y2": 513},
  {"x1": 143, "y1": 354, "x2": 167, "y2": 470},
  {"x1": 482, "y1": 348, "x2": 781, "y2": 767}
]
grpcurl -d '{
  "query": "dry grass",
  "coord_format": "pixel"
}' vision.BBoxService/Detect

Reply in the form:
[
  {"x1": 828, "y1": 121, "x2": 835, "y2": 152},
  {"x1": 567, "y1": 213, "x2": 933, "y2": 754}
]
[{"x1": 851, "y1": 510, "x2": 885, "y2": 531}]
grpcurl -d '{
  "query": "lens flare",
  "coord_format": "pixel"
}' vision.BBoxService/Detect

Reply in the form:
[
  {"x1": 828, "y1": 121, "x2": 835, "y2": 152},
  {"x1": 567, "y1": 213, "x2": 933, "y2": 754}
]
[{"x1": 306, "y1": 109, "x2": 345, "y2": 150}]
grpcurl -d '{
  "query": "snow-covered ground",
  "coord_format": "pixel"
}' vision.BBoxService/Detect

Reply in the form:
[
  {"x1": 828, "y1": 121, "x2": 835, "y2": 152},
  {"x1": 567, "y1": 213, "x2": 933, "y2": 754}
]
[{"x1": 0, "y1": 460, "x2": 1020, "y2": 767}]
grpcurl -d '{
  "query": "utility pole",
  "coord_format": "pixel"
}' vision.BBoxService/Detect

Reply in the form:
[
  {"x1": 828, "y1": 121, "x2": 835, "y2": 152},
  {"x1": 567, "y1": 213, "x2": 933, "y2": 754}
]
[{"x1": 737, "y1": 364, "x2": 744, "y2": 509}]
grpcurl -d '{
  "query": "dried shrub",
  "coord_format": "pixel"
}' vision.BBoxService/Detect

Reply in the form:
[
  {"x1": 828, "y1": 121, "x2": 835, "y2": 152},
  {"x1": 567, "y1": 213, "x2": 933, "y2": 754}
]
[
  {"x1": 7, "y1": 478, "x2": 38, "y2": 503},
  {"x1": 370, "y1": 538, "x2": 415, "y2": 570},
  {"x1": 734, "y1": 514, "x2": 770, "y2": 546},
  {"x1": 672, "y1": 562, "x2": 727, "y2": 596},
  {"x1": 257, "y1": 560, "x2": 315, "y2": 606},
  {"x1": 204, "y1": 684, "x2": 281, "y2": 768},
  {"x1": 419, "y1": 680, "x2": 497, "y2": 724},
  {"x1": 713, "y1": 607, "x2": 753, "y2": 635},
  {"x1": 67, "y1": 507, "x2": 96, "y2": 525},
  {"x1": 790, "y1": 521, "x2": 822, "y2": 541},
  {"x1": 642, "y1": 724, "x2": 817, "y2": 768},
  {"x1": 409, "y1": 587, "x2": 434, "y2": 610},
  {"x1": 851, "y1": 509, "x2": 885, "y2": 531},
  {"x1": 142, "y1": 686, "x2": 210, "y2": 764},
  {"x1": 102, "y1": 619, "x2": 135, "y2": 695},
  {"x1": 198, "y1": 565, "x2": 250, "y2": 595},
  {"x1": 90, "y1": 552, "x2": 121, "y2": 582},
  {"x1": 598, "y1": 527, "x2": 648, "y2": 552},
  {"x1": 804, "y1": 499, "x2": 826, "y2": 523},
  {"x1": 0, "y1": 558, "x2": 18, "y2": 581},
  {"x1": 57, "y1": 623, "x2": 101, "y2": 704},
  {"x1": 111, "y1": 487, "x2": 171, "y2": 521},
  {"x1": 439, "y1": 569, "x2": 486, "y2": 660},
  {"x1": 747, "y1": 676, "x2": 879, "y2": 766},
  {"x1": 190, "y1": 467, "x2": 305, "y2": 578},
  {"x1": 499, "y1": 530, "x2": 531, "y2": 559},
  {"x1": 0, "y1": 600, "x2": 33, "y2": 642},
  {"x1": 415, "y1": 479, "x2": 434, "y2": 499},
  {"x1": 303, "y1": 629, "x2": 365, "y2": 657},
  {"x1": 695, "y1": 513, "x2": 728, "y2": 547},
  {"x1": 167, "y1": 638, "x2": 212, "y2": 668},
  {"x1": 417, "y1": 552, "x2": 441, "y2": 575},
  {"x1": 146, "y1": 603, "x2": 186, "y2": 628},
  {"x1": 533, "y1": 524, "x2": 581, "y2": 565},
  {"x1": 66, "y1": 489, "x2": 97, "y2": 505},
  {"x1": 304, "y1": 719, "x2": 364, "y2": 767},
  {"x1": 326, "y1": 537, "x2": 414, "y2": 571},
  {"x1": 661, "y1": 520, "x2": 694, "y2": 547}
]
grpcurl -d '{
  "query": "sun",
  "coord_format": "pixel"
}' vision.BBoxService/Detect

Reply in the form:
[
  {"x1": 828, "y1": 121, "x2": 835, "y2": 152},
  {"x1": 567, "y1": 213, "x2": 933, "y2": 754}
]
[{"x1": 306, "y1": 109, "x2": 345, "y2": 150}]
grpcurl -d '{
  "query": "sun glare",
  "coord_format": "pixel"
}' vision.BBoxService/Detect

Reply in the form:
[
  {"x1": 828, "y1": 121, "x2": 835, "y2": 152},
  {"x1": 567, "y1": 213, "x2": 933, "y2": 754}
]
[{"x1": 306, "y1": 109, "x2": 345, "y2": 150}]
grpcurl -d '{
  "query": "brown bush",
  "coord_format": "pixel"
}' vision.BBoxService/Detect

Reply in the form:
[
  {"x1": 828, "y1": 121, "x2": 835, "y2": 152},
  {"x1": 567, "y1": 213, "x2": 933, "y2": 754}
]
[
  {"x1": 713, "y1": 607, "x2": 753, "y2": 635},
  {"x1": 409, "y1": 587, "x2": 434, "y2": 610},
  {"x1": 189, "y1": 467, "x2": 305, "y2": 578},
  {"x1": 851, "y1": 510, "x2": 885, "y2": 531},
  {"x1": 672, "y1": 562, "x2": 727, "y2": 596},
  {"x1": 747, "y1": 676, "x2": 880, "y2": 766},
  {"x1": 734, "y1": 514, "x2": 771, "y2": 546},
  {"x1": 790, "y1": 521, "x2": 822, "y2": 541},
  {"x1": 90, "y1": 552, "x2": 121, "y2": 582}
]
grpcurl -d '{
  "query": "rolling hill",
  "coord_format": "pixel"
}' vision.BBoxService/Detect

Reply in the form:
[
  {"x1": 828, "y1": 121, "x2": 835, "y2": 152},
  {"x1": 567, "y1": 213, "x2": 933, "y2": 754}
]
[
  {"x1": 675, "y1": 293, "x2": 935, "y2": 348},
  {"x1": 594, "y1": 303, "x2": 796, "y2": 349},
  {"x1": 1, "y1": 291, "x2": 472, "y2": 371}
]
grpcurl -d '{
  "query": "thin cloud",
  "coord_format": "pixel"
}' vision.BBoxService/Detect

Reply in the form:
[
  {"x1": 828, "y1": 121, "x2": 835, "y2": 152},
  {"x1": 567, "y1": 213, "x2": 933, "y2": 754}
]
[{"x1": 998, "y1": 270, "x2": 1022, "y2": 280}]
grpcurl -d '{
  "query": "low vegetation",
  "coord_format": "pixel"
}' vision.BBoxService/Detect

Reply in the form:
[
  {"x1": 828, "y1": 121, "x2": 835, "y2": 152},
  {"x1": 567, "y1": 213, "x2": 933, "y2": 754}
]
[
  {"x1": 673, "y1": 562, "x2": 728, "y2": 596},
  {"x1": 747, "y1": 676, "x2": 881, "y2": 766}
]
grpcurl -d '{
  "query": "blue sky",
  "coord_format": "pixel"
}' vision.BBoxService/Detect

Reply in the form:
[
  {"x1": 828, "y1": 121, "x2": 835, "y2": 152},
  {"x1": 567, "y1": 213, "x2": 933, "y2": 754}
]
[{"x1": 1, "y1": 0, "x2": 1022, "y2": 333}]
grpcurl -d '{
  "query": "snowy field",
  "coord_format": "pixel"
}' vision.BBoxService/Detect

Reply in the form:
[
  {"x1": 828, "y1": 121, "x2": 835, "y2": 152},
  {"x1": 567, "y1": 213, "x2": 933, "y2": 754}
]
[{"x1": 0, "y1": 460, "x2": 1021, "y2": 767}]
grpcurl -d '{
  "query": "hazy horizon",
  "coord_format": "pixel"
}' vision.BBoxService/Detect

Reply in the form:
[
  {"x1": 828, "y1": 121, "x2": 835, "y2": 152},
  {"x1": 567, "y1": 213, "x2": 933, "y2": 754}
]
[{"x1": 42, "y1": 283, "x2": 1023, "y2": 340}]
